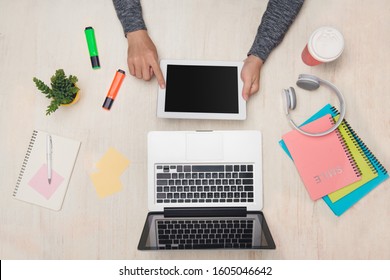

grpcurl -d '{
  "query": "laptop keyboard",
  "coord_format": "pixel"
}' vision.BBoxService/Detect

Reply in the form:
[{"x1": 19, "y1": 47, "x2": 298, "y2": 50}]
[
  {"x1": 155, "y1": 164, "x2": 255, "y2": 204},
  {"x1": 157, "y1": 218, "x2": 254, "y2": 249}
]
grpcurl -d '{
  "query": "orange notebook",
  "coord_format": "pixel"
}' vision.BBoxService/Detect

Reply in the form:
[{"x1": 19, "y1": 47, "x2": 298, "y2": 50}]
[{"x1": 282, "y1": 114, "x2": 361, "y2": 200}]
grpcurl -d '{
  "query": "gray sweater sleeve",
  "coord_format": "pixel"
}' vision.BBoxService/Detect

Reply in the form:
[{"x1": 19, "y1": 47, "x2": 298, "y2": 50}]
[
  {"x1": 112, "y1": 0, "x2": 304, "y2": 59},
  {"x1": 248, "y1": 0, "x2": 305, "y2": 62},
  {"x1": 112, "y1": 0, "x2": 146, "y2": 35}
]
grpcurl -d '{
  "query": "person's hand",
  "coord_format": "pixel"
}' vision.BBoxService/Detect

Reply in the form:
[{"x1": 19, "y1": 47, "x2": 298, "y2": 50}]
[
  {"x1": 126, "y1": 30, "x2": 165, "y2": 89},
  {"x1": 241, "y1": 55, "x2": 264, "y2": 101}
]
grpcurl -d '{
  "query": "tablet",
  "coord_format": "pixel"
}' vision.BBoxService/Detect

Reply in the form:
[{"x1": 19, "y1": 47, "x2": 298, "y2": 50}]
[{"x1": 157, "y1": 60, "x2": 246, "y2": 120}]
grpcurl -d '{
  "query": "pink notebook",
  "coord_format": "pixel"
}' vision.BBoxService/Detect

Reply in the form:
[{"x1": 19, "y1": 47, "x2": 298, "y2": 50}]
[{"x1": 282, "y1": 114, "x2": 361, "y2": 200}]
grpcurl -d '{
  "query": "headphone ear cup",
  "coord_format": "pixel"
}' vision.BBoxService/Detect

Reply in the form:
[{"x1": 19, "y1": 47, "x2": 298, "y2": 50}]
[
  {"x1": 287, "y1": 87, "x2": 297, "y2": 110},
  {"x1": 297, "y1": 74, "x2": 320, "y2": 91},
  {"x1": 282, "y1": 87, "x2": 296, "y2": 115}
]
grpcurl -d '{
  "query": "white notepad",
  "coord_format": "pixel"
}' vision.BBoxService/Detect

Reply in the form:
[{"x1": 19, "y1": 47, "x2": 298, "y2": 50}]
[{"x1": 13, "y1": 130, "x2": 81, "y2": 210}]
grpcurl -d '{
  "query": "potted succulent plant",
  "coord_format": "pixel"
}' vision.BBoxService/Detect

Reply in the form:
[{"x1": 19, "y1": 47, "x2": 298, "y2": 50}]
[{"x1": 33, "y1": 69, "x2": 80, "y2": 115}]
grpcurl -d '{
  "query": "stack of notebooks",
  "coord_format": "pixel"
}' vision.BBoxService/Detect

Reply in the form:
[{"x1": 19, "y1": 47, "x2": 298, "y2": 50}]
[{"x1": 280, "y1": 104, "x2": 388, "y2": 216}]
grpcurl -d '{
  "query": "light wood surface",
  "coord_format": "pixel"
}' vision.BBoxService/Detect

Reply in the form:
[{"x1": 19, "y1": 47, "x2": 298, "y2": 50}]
[{"x1": 0, "y1": 0, "x2": 389, "y2": 259}]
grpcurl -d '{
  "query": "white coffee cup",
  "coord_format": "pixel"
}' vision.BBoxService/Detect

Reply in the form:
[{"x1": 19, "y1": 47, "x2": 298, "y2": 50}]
[{"x1": 302, "y1": 27, "x2": 345, "y2": 66}]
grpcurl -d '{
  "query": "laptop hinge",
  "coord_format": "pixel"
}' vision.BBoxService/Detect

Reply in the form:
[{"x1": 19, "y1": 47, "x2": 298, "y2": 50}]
[{"x1": 164, "y1": 207, "x2": 247, "y2": 217}]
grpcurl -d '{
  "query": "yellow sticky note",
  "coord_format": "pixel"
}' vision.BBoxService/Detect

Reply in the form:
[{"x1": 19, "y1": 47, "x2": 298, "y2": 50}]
[
  {"x1": 95, "y1": 147, "x2": 130, "y2": 175},
  {"x1": 90, "y1": 172, "x2": 123, "y2": 198},
  {"x1": 90, "y1": 147, "x2": 130, "y2": 198}
]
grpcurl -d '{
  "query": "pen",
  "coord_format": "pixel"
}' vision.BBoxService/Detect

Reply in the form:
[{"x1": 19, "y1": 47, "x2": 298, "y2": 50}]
[{"x1": 47, "y1": 134, "x2": 52, "y2": 184}]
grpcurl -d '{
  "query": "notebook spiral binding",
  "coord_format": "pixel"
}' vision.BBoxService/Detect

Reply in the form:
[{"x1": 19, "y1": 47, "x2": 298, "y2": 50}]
[
  {"x1": 13, "y1": 130, "x2": 38, "y2": 197},
  {"x1": 329, "y1": 115, "x2": 362, "y2": 177},
  {"x1": 330, "y1": 106, "x2": 388, "y2": 175}
]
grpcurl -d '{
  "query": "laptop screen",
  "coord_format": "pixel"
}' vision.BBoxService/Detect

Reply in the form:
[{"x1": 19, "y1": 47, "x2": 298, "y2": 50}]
[
  {"x1": 164, "y1": 65, "x2": 239, "y2": 114},
  {"x1": 138, "y1": 211, "x2": 275, "y2": 250}
]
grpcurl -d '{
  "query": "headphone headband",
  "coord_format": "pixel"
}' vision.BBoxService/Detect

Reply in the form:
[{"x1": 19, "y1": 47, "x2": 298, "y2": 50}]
[{"x1": 284, "y1": 74, "x2": 346, "y2": 137}]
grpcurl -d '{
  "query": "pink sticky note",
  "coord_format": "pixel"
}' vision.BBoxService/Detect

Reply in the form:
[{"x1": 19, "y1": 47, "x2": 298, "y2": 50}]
[{"x1": 28, "y1": 164, "x2": 64, "y2": 199}]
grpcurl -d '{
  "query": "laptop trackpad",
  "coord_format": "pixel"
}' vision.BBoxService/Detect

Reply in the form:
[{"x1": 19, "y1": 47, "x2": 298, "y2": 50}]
[{"x1": 186, "y1": 132, "x2": 224, "y2": 161}]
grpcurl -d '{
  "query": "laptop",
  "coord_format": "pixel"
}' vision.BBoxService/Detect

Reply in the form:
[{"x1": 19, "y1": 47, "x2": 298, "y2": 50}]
[
  {"x1": 138, "y1": 130, "x2": 275, "y2": 250},
  {"x1": 157, "y1": 59, "x2": 246, "y2": 120}
]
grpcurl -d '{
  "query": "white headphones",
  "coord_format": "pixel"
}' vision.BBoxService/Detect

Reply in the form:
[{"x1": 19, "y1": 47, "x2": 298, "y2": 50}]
[{"x1": 282, "y1": 74, "x2": 346, "y2": 137}]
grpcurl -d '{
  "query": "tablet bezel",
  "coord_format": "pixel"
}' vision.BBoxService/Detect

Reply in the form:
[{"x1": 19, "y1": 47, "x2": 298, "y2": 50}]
[{"x1": 157, "y1": 59, "x2": 246, "y2": 120}]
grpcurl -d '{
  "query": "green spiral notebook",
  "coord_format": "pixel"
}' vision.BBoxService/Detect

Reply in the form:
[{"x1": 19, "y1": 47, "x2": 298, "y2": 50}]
[{"x1": 327, "y1": 115, "x2": 378, "y2": 202}]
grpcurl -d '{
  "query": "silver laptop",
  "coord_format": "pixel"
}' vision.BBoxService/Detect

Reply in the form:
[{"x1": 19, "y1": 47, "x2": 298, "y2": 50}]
[{"x1": 138, "y1": 130, "x2": 275, "y2": 250}]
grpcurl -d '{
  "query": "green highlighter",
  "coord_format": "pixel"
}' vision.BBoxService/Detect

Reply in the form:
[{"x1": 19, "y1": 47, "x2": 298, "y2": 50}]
[{"x1": 84, "y1": 26, "x2": 100, "y2": 69}]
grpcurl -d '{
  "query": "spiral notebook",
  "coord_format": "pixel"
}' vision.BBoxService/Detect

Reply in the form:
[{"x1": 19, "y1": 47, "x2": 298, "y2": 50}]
[
  {"x1": 280, "y1": 104, "x2": 388, "y2": 215},
  {"x1": 282, "y1": 114, "x2": 362, "y2": 200},
  {"x1": 327, "y1": 115, "x2": 378, "y2": 202},
  {"x1": 13, "y1": 130, "x2": 81, "y2": 210}
]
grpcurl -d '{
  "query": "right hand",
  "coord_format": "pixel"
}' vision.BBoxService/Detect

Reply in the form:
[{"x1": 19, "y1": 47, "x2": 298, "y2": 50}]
[
  {"x1": 126, "y1": 30, "x2": 165, "y2": 89},
  {"x1": 241, "y1": 55, "x2": 263, "y2": 101}
]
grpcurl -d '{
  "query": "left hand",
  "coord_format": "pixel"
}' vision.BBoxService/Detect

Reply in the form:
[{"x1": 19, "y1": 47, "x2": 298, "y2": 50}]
[{"x1": 241, "y1": 55, "x2": 264, "y2": 101}]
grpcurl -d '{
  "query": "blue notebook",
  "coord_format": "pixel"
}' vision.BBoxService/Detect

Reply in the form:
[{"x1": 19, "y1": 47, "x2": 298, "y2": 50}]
[{"x1": 279, "y1": 104, "x2": 388, "y2": 216}]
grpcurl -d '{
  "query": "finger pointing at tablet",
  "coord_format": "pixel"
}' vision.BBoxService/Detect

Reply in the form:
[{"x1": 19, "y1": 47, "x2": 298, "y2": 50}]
[
  {"x1": 150, "y1": 60, "x2": 166, "y2": 89},
  {"x1": 126, "y1": 30, "x2": 166, "y2": 89}
]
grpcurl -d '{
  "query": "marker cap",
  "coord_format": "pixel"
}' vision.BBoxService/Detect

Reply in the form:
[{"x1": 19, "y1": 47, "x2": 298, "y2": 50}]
[
  {"x1": 102, "y1": 97, "x2": 114, "y2": 110},
  {"x1": 90, "y1": 56, "x2": 100, "y2": 69}
]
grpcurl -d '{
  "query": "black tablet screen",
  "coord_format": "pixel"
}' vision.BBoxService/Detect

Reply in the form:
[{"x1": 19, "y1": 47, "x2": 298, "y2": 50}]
[{"x1": 164, "y1": 65, "x2": 239, "y2": 114}]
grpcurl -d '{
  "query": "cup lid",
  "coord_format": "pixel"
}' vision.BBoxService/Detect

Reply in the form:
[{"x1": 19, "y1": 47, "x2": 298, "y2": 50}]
[{"x1": 308, "y1": 27, "x2": 344, "y2": 62}]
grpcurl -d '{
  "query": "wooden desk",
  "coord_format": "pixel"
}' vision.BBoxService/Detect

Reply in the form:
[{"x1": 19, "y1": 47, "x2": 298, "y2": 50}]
[{"x1": 0, "y1": 0, "x2": 389, "y2": 259}]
